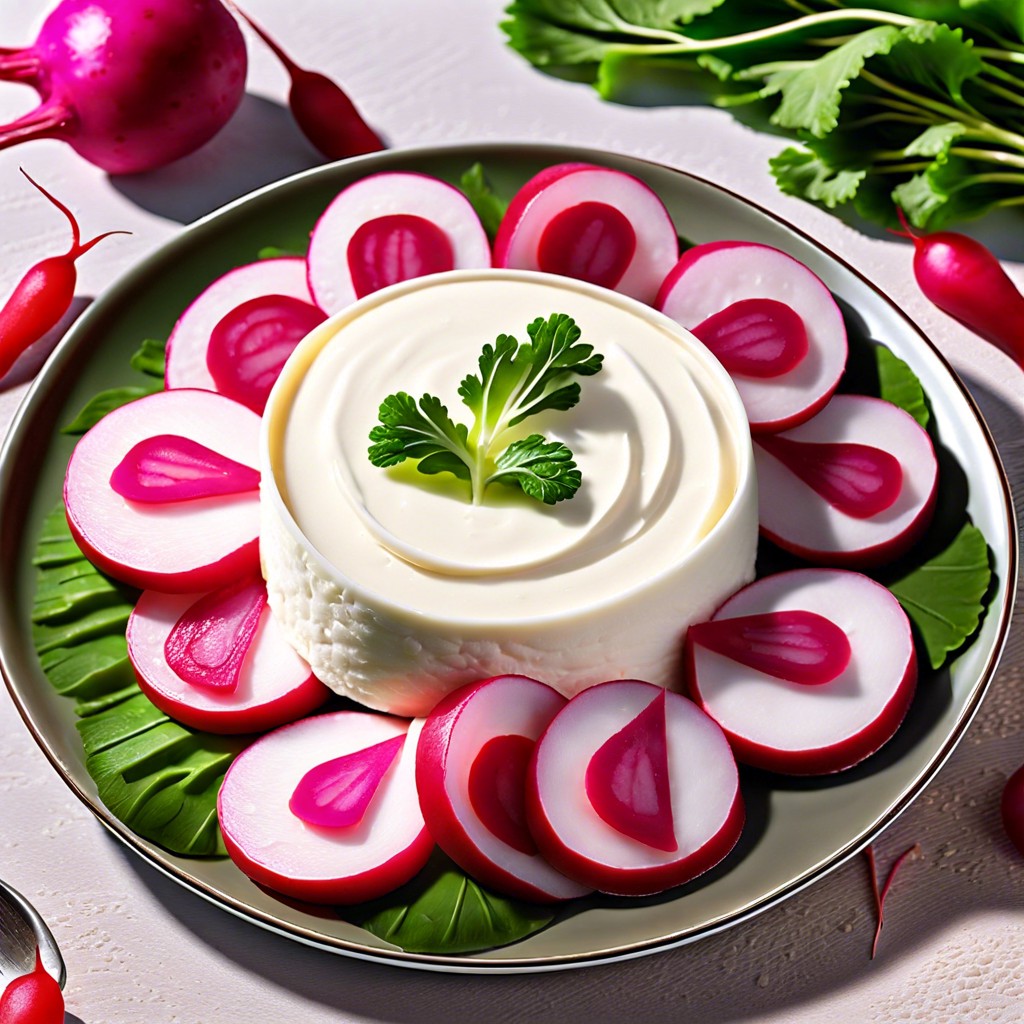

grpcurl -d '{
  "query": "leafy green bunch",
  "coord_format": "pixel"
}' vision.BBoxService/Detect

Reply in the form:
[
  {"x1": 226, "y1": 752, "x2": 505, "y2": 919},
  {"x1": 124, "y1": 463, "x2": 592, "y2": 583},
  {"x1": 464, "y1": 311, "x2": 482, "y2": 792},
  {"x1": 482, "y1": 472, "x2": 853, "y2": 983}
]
[
  {"x1": 503, "y1": 0, "x2": 1024, "y2": 228},
  {"x1": 368, "y1": 312, "x2": 603, "y2": 505}
]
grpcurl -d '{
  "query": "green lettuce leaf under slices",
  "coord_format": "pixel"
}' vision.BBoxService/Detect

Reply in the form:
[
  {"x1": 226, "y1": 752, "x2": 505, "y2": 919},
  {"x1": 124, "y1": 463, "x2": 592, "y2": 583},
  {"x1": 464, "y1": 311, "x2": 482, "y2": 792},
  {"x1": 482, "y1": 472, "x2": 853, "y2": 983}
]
[
  {"x1": 31, "y1": 505, "x2": 239, "y2": 857},
  {"x1": 459, "y1": 163, "x2": 508, "y2": 240},
  {"x1": 876, "y1": 345, "x2": 930, "y2": 427},
  {"x1": 345, "y1": 851, "x2": 555, "y2": 954},
  {"x1": 889, "y1": 522, "x2": 992, "y2": 669}
]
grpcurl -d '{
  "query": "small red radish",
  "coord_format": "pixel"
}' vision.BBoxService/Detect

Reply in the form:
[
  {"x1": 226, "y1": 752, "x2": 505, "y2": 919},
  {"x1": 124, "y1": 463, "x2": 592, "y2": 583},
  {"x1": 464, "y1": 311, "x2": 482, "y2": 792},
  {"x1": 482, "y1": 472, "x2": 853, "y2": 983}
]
[
  {"x1": 893, "y1": 210, "x2": 1024, "y2": 369},
  {"x1": 686, "y1": 569, "x2": 917, "y2": 775},
  {"x1": 164, "y1": 257, "x2": 326, "y2": 414},
  {"x1": 228, "y1": 3, "x2": 384, "y2": 160},
  {"x1": 416, "y1": 675, "x2": 593, "y2": 903},
  {"x1": 1002, "y1": 762, "x2": 1024, "y2": 857},
  {"x1": 218, "y1": 712, "x2": 433, "y2": 904},
  {"x1": 493, "y1": 163, "x2": 678, "y2": 304},
  {"x1": 527, "y1": 680, "x2": 744, "y2": 897},
  {"x1": 127, "y1": 578, "x2": 328, "y2": 734},
  {"x1": 754, "y1": 394, "x2": 938, "y2": 566},
  {"x1": 657, "y1": 241, "x2": 847, "y2": 432},
  {"x1": 0, "y1": 948, "x2": 63, "y2": 1024},
  {"x1": 0, "y1": 0, "x2": 247, "y2": 174},
  {"x1": 0, "y1": 170, "x2": 126, "y2": 382},
  {"x1": 64, "y1": 389, "x2": 262, "y2": 593},
  {"x1": 306, "y1": 172, "x2": 492, "y2": 314}
]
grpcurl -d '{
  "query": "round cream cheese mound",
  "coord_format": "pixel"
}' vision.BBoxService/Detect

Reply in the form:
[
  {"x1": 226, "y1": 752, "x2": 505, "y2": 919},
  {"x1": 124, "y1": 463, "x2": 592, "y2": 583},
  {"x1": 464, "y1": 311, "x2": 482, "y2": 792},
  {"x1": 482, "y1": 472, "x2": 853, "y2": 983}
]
[{"x1": 261, "y1": 270, "x2": 758, "y2": 717}]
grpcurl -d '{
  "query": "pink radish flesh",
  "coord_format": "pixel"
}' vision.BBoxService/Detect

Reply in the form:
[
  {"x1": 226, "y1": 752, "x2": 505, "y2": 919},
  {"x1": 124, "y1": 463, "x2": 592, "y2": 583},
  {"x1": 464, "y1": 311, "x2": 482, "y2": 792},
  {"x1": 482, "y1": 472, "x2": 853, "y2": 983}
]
[
  {"x1": 165, "y1": 258, "x2": 321, "y2": 398},
  {"x1": 127, "y1": 584, "x2": 327, "y2": 735},
  {"x1": 290, "y1": 734, "x2": 405, "y2": 829},
  {"x1": 416, "y1": 675, "x2": 592, "y2": 903},
  {"x1": 307, "y1": 173, "x2": 491, "y2": 314},
  {"x1": 164, "y1": 576, "x2": 267, "y2": 693},
  {"x1": 218, "y1": 713, "x2": 432, "y2": 904},
  {"x1": 528, "y1": 680, "x2": 743, "y2": 897},
  {"x1": 493, "y1": 163, "x2": 678, "y2": 304},
  {"x1": 687, "y1": 610, "x2": 851, "y2": 686},
  {"x1": 347, "y1": 214, "x2": 455, "y2": 299},
  {"x1": 585, "y1": 689, "x2": 676, "y2": 852},
  {"x1": 658, "y1": 241, "x2": 847, "y2": 432},
  {"x1": 691, "y1": 298, "x2": 808, "y2": 378},
  {"x1": 468, "y1": 734, "x2": 537, "y2": 856},
  {"x1": 754, "y1": 434, "x2": 903, "y2": 519},
  {"x1": 206, "y1": 295, "x2": 327, "y2": 414},
  {"x1": 109, "y1": 435, "x2": 260, "y2": 503},
  {"x1": 0, "y1": 0, "x2": 247, "y2": 174},
  {"x1": 686, "y1": 569, "x2": 917, "y2": 775},
  {"x1": 754, "y1": 394, "x2": 937, "y2": 566},
  {"x1": 64, "y1": 389, "x2": 261, "y2": 593}
]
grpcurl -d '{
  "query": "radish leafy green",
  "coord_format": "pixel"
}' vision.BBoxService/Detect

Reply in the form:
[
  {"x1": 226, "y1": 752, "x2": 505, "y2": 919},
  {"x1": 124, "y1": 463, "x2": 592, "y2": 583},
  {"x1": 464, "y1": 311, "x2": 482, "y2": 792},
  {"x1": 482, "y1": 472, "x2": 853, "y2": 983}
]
[
  {"x1": 369, "y1": 312, "x2": 602, "y2": 504},
  {"x1": 503, "y1": 0, "x2": 1024, "y2": 227}
]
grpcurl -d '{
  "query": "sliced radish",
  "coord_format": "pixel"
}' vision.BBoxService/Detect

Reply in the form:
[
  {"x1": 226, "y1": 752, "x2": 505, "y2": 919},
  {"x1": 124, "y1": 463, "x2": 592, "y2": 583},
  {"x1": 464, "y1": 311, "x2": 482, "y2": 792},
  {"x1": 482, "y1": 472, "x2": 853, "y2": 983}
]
[
  {"x1": 64, "y1": 389, "x2": 262, "y2": 592},
  {"x1": 416, "y1": 675, "x2": 593, "y2": 903},
  {"x1": 657, "y1": 241, "x2": 847, "y2": 432},
  {"x1": 493, "y1": 163, "x2": 678, "y2": 304},
  {"x1": 754, "y1": 394, "x2": 938, "y2": 566},
  {"x1": 527, "y1": 680, "x2": 744, "y2": 897},
  {"x1": 685, "y1": 569, "x2": 917, "y2": 774},
  {"x1": 165, "y1": 257, "x2": 325, "y2": 414},
  {"x1": 306, "y1": 172, "x2": 492, "y2": 314},
  {"x1": 218, "y1": 712, "x2": 433, "y2": 904},
  {"x1": 127, "y1": 577, "x2": 329, "y2": 734}
]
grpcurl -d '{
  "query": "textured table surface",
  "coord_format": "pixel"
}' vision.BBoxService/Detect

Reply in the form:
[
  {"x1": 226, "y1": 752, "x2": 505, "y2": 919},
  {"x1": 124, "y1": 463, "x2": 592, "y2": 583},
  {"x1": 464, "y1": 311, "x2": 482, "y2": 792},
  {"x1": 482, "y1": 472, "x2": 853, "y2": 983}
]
[{"x1": 0, "y1": 1, "x2": 1022, "y2": 1021}]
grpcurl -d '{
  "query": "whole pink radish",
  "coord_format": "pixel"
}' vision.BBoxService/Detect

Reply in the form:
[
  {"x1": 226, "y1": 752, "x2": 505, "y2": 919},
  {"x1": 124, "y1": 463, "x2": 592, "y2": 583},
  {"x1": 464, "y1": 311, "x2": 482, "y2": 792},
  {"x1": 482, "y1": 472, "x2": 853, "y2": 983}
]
[
  {"x1": 0, "y1": 170, "x2": 126, "y2": 381},
  {"x1": 893, "y1": 209, "x2": 1024, "y2": 369},
  {"x1": 0, "y1": 948, "x2": 63, "y2": 1024},
  {"x1": 0, "y1": 0, "x2": 247, "y2": 174},
  {"x1": 1002, "y1": 762, "x2": 1024, "y2": 857}
]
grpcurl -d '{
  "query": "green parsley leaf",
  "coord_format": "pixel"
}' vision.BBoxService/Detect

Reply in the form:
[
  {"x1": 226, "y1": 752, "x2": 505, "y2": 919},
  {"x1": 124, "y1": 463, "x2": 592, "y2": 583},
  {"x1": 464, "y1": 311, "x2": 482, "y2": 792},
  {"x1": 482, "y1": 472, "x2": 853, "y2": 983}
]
[
  {"x1": 489, "y1": 434, "x2": 582, "y2": 504},
  {"x1": 368, "y1": 393, "x2": 473, "y2": 481}
]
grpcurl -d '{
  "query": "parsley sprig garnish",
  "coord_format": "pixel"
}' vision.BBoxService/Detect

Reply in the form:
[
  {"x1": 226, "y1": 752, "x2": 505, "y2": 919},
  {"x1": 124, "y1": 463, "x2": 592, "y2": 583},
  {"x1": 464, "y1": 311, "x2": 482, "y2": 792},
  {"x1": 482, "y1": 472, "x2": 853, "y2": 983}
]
[{"x1": 368, "y1": 313, "x2": 602, "y2": 505}]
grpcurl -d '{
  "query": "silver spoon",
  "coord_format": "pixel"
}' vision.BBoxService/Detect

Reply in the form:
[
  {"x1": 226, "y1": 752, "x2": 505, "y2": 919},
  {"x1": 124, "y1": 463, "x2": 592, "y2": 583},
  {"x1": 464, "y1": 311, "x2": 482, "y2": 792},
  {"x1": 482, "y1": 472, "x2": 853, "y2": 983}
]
[{"x1": 0, "y1": 879, "x2": 65, "y2": 990}]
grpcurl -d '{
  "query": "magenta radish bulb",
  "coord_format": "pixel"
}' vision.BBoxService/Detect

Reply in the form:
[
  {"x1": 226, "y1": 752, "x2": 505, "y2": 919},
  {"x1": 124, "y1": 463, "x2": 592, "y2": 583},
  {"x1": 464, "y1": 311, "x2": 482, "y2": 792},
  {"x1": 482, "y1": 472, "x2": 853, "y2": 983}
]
[
  {"x1": 127, "y1": 580, "x2": 328, "y2": 734},
  {"x1": 217, "y1": 712, "x2": 433, "y2": 904},
  {"x1": 754, "y1": 394, "x2": 938, "y2": 566},
  {"x1": 64, "y1": 389, "x2": 262, "y2": 592},
  {"x1": 493, "y1": 163, "x2": 679, "y2": 304},
  {"x1": 0, "y1": 0, "x2": 248, "y2": 174},
  {"x1": 416, "y1": 675, "x2": 592, "y2": 903},
  {"x1": 657, "y1": 241, "x2": 847, "y2": 433},
  {"x1": 686, "y1": 569, "x2": 917, "y2": 775},
  {"x1": 1002, "y1": 763, "x2": 1024, "y2": 857},
  {"x1": 527, "y1": 679, "x2": 744, "y2": 896}
]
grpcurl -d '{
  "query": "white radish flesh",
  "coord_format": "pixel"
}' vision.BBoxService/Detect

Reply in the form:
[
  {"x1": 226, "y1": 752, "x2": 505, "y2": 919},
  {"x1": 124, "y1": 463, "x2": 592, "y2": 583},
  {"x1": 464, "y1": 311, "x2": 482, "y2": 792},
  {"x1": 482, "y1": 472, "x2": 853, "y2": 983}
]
[
  {"x1": 657, "y1": 241, "x2": 847, "y2": 432},
  {"x1": 493, "y1": 163, "x2": 678, "y2": 304},
  {"x1": 165, "y1": 257, "x2": 323, "y2": 412},
  {"x1": 416, "y1": 675, "x2": 592, "y2": 903},
  {"x1": 127, "y1": 578, "x2": 328, "y2": 734},
  {"x1": 218, "y1": 713, "x2": 433, "y2": 904},
  {"x1": 306, "y1": 172, "x2": 492, "y2": 314},
  {"x1": 754, "y1": 394, "x2": 938, "y2": 566},
  {"x1": 64, "y1": 389, "x2": 261, "y2": 592},
  {"x1": 528, "y1": 680, "x2": 743, "y2": 896},
  {"x1": 686, "y1": 569, "x2": 917, "y2": 774}
]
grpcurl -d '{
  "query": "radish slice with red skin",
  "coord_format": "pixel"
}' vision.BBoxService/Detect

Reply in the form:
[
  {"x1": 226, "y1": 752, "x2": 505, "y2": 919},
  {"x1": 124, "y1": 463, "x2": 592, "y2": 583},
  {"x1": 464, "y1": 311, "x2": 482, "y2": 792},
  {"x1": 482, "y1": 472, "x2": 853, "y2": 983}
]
[
  {"x1": 306, "y1": 172, "x2": 492, "y2": 315},
  {"x1": 687, "y1": 611, "x2": 851, "y2": 686},
  {"x1": 64, "y1": 389, "x2": 261, "y2": 593},
  {"x1": 691, "y1": 298, "x2": 809, "y2": 378},
  {"x1": 493, "y1": 163, "x2": 678, "y2": 304},
  {"x1": 127, "y1": 582, "x2": 327, "y2": 734},
  {"x1": 685, "y1": 569, "x2": 917, "y2": 775},
  {"x1": 218, "y1": 713, "x2": 433, "y2": 904},
  {"x1": 416, "y1": 675, "x2": 592, "y2": 903},
  {"x1": 164, "y1": 576, "x2": 267, "y2": 692},
  {"x1": 754, "y1": 394, "x2": 938, "y2": 566},
  {"x1": 165, "y1": 257, "x2": 321, "y2": 404},
  {"x1": 657, "y1": 241, "x2": 847, "y2": 432},
  {"x1": 110, "y1": 435, "x2": 260, "y2": 503},
  {"x1": 527, "y1": 680, "x2": 744, "y2": 897}
]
